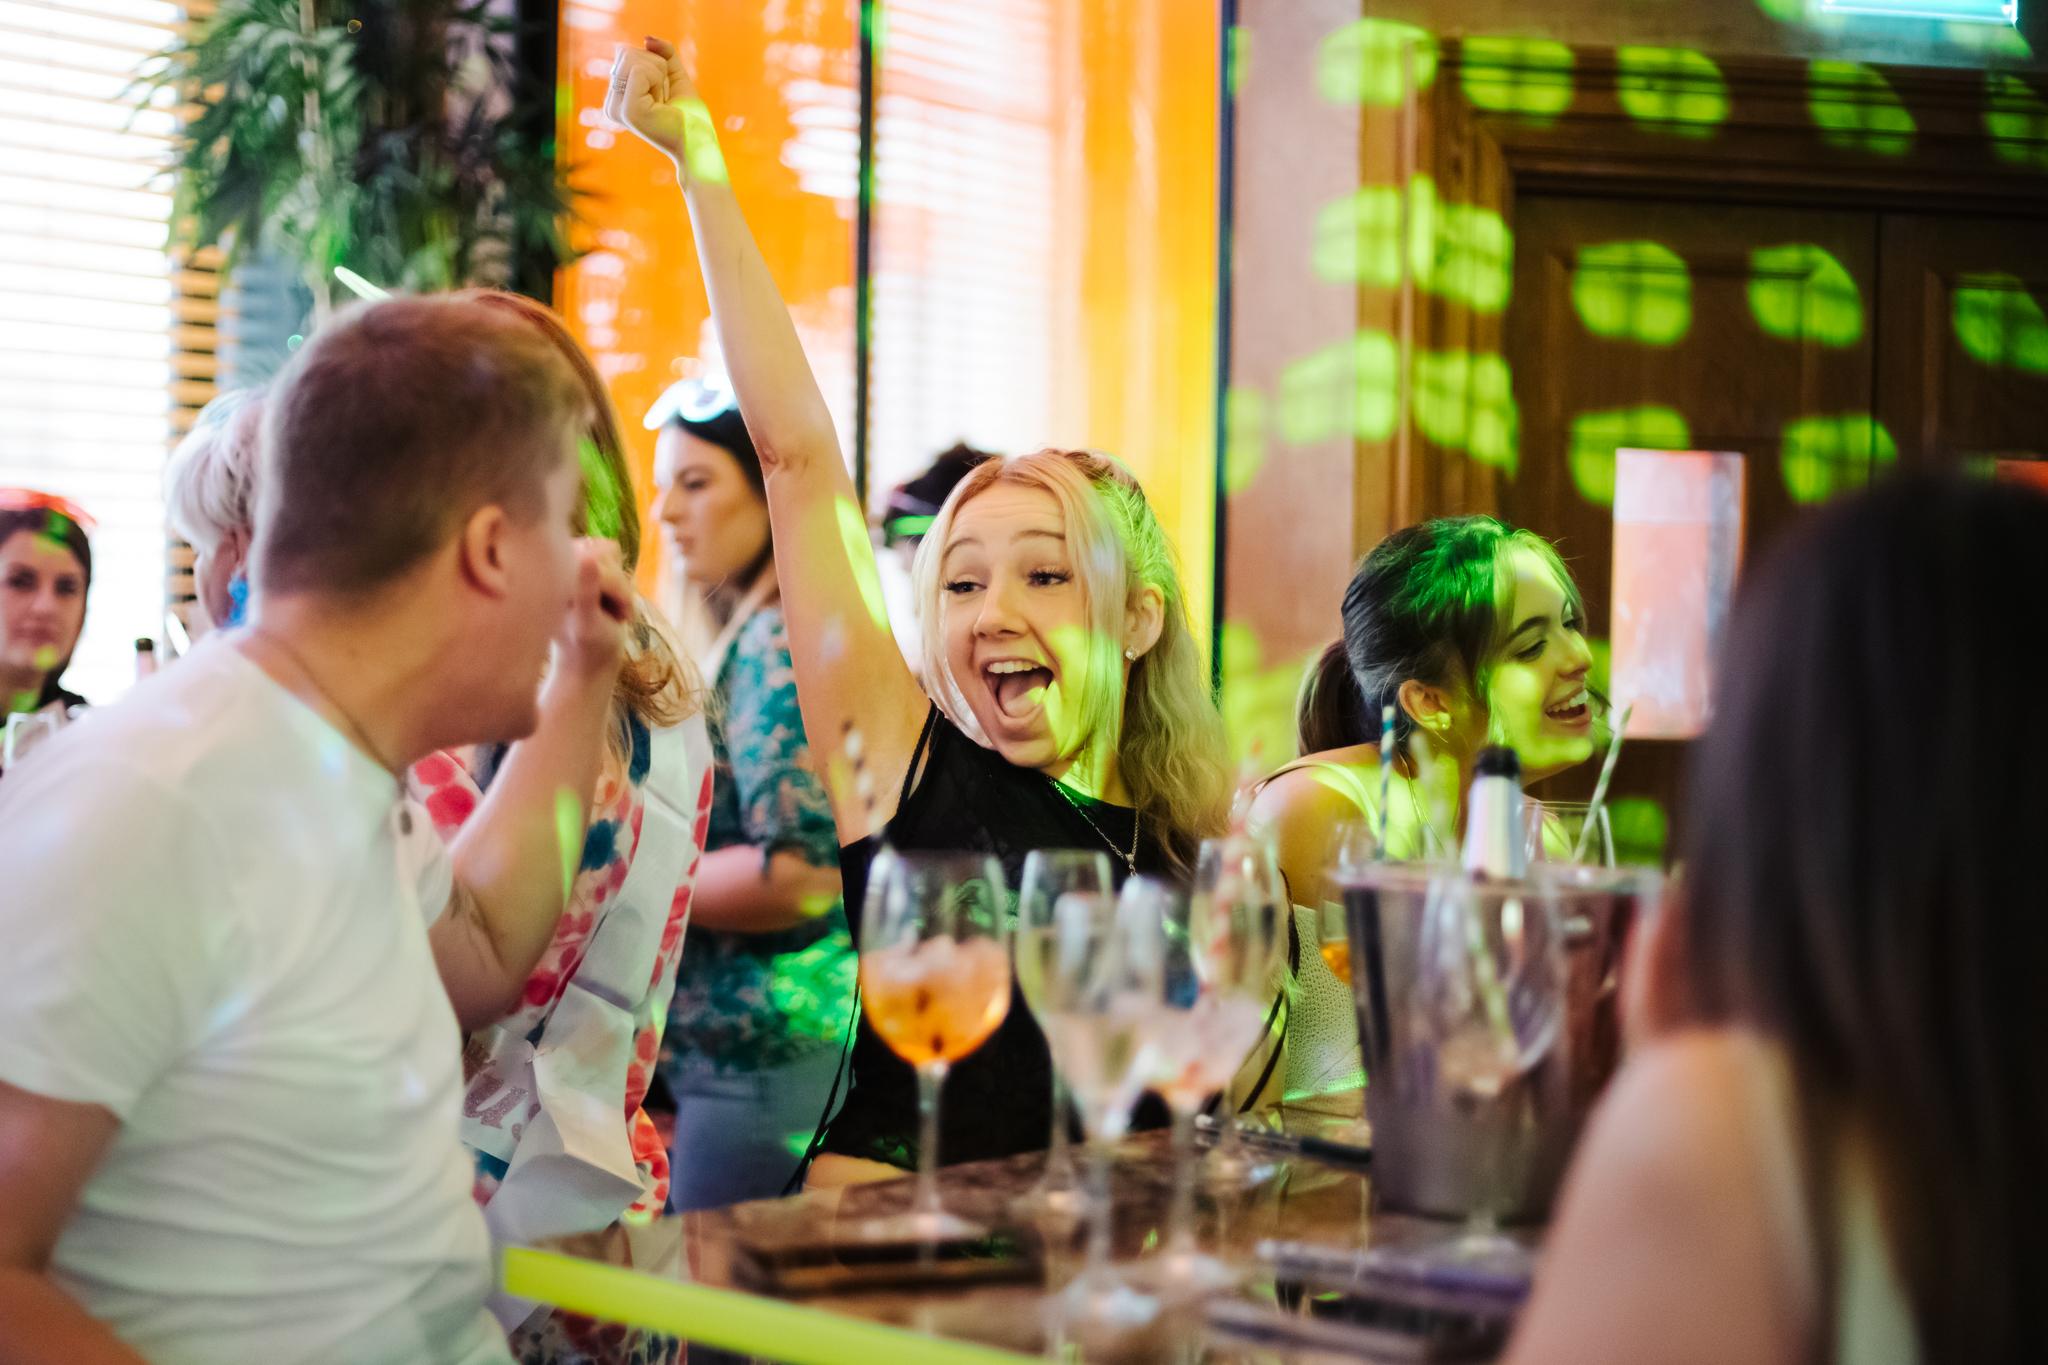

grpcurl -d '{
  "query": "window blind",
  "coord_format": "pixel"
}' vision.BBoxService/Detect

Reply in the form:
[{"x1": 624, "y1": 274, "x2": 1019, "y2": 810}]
[{"x1": 0, "y1": 0, "x2": 191, "y2": 701}]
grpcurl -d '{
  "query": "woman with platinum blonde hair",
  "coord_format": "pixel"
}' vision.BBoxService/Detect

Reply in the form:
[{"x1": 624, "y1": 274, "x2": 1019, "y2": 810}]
[
  {"x1": 608, "y1": 34, "x2": 1232, "y2": 1182},
  {"x1": 164, "y1": 387, "x2": 265, "y2": 631}
]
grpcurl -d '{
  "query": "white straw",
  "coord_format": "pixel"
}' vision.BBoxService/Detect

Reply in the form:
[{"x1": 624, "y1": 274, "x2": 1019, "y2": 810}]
[
  {"x1": 1375, "y1": 704, "x2": 1396, "y2": 858},
  {"x1": 1573, "y1": 702, "x2": 1634, "y2": 863}
]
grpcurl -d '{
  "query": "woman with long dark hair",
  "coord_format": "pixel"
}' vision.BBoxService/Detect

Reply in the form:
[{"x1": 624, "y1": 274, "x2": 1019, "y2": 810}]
[
  {"x1": 1249, "y1": 516, "x2": 1602, "y2": 1101},
  {"x1": 1508, "y1": 476, "x2": 2045, "y2": 1364},
  {"x1": 0, "y1": 493, "x2": 93, "y2": 718}
]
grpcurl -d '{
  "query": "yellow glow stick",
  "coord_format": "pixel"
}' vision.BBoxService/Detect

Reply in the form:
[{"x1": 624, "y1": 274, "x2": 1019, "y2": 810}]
[{"x1": 500, "y1": 1248, "x2": 1040, "y2": 1365}]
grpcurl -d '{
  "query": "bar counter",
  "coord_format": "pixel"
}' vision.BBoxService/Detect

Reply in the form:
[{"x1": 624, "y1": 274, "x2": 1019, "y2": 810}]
[{"x1": 507, "y1": 1103, "x2": 1539, "y2": 1363}]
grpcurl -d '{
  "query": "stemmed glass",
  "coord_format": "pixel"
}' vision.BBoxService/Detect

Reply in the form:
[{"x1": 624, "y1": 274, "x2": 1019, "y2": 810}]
[
  {"x1": 1011, "y1": 848, "x2": 1115, "y2": 1222},
  {"x1": 1133, "y1": 874, "x2": 1284, "y2": 1297},
  {"x1": 1524, "y1": 800, "x2": 1614, "y2": 867},
  {"x1": 855, "y1": 849, "x2": 1012, "y2": 1243},
  {"x1": 1033, "y1": 882, "x2": 1166, "y2": 1326},
  {"x1": 1412, "y1": 872, "x2": 1567, "y2": 1272},
  {"x1": 1190, "y1": 831, "x2": 1290, "y2": 1185}
]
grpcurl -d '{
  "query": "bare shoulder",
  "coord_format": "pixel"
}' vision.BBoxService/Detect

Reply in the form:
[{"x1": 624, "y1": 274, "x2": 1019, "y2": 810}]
[
  {"x1": 1504, "y1": 1030, "x2": 1809, "y2": 1365},
  {"x1": 1247, "y1": 746, "x2": 1381, "y2": 826}
]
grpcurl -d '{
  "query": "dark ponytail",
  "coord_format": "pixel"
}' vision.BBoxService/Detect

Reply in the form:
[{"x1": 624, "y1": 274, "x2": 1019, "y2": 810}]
[{"x1": 1296, "y1": 638, "x2": 1371, "y2": 755}]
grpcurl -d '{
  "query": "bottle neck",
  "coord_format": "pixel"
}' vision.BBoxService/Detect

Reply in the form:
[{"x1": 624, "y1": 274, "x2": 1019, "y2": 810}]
[{"x1": 1461, "y1": 774, "x2": 1525, "y2": 879}]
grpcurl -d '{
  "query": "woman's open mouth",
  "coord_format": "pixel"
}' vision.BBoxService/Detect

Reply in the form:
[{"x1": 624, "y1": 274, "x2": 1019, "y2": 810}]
[
  {"x1": 1544, "y1": 690, "x2": 1592, "y2": 728},
  {"x1": 983, "y1": 658, "x2": 1055, "y2": 722}
]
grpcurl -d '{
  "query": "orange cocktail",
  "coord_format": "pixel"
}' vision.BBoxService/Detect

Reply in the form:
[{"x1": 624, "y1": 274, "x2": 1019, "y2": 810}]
[{"x1": 861, "y1": 936, "x2": 1012, "y2": 1068}]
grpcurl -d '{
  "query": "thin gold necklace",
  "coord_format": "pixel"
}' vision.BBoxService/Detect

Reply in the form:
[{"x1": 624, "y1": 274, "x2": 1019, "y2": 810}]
[
  {"x1": 1051, "y1": 779, "x2": 1138, "y2": 875},
  {"x1": 249, "y1": 627, "x2": 397, "y2": 776}
]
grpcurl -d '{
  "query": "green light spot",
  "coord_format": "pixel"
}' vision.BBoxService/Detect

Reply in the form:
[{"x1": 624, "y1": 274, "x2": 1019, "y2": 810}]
[
  {"x1": 1754, "y1": 0, "x2": 1805, "y2": 19},
  {"x1": 1985, "y1": 74, "x2": 2048, "y2": 170},
  {"x1": 1415, "y1": 350, "x2": 1519, "y2": 475},
  {"x1": 1312, "y1": 186, "x2": 1405, "y2": 288},
  {"x1": 1607, "y1": 796, "x2": 1668, "y2": 866},
  {"x1": 1952, "y1": 272, "x2": 2048, "y2": 373},
  {"x1": 1276, "y1": 332, "x2": 1399, "y2": 445},
  {"x1": 8, "y1": 689, "x2": 36, "y2": 715},
  {"x1": 1229, "y1": 24, "x2": 1249, "y2": 98},
  {"x1": 1942, "y1": 22, "x2": 2032, "y2": 58},
  {"x1": 1317, "y1": 19, "x2": 1438, "y2": 106},
  {"x1": 1571, "y1": 241, "x2": 1692, "y2": 345},
  {"x1": 1568, "y1": 406, "x2": 1691, "y2": 506},
  {"x1": 1313, "y1": 180, "x2": 1510, "y2": 312},
  {"x1": 679, "y1": 97, "x2": 730, "y2": 185},
  {"x1": 1780, "y1": 413, "x2": 1896, "y2": 503},
  {"x1": 1748, "y1": 244, "x2": 1864, "y2": 347},
  {"x1": 834, "y1": 496, "x2": 889, "y2": 632},
  {"x1": 1460, "y1": 38, "x2": 1575, "y2": 124},
  {"x1": 1808, "y1": 61, "x2": 1915, "y2": 156},
  {"x1": 555, "y1": 787, "x2": 582, "y2": 900},
  {"x1": 1223, "y1": 386, "x2": 1269, "y2": 495},
  {"x1": 1616, "y1": 48, "x2": 1729, "y2": 137}
]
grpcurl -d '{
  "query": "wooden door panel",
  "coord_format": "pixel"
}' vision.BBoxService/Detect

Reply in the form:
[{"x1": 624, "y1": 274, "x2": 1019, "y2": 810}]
[
  {"x1": 1504, "y1": 196, "x2": 1881, "y2": 851},
  {"x1": 1877, "y1": 214, "x2": 2048, "y2": 468}
]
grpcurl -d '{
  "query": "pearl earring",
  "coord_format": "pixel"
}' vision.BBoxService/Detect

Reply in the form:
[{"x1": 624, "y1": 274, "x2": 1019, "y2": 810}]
[{"x1": 1124, "y1": 647, "x2": 1137, "y2": 661}]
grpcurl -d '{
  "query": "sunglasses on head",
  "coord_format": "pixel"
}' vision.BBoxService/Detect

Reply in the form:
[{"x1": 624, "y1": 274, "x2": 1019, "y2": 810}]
[
  {"x1": 0, "y1": 489, "x2": 95, "y2": 534},
  {"x1": 642, "y1": 374, "x2": 738, "y2": 431}
]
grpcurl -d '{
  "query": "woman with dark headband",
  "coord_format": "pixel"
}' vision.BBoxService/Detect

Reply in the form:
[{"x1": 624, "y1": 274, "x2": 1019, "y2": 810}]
[
  {"x1": 643, "y1": 375, "x2": 851, "y2": 1211},
  {"x1": 0, "y1": 491, "x2": 93, "y2": 718}
]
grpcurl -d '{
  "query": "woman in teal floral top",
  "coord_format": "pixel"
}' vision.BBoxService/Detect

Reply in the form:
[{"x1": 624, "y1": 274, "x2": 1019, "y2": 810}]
[{"x1": 647, "y1": 382, "x2": 853, "y2": 1211}]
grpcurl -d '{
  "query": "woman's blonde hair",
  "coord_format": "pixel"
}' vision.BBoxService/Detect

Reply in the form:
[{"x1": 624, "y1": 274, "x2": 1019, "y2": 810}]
[
  {"x1": 913, "y1": 449, "x2": 1230, "y2": 870},
  {"x1": 459, "y1": 290, "x2": 703, "y2": 742}
]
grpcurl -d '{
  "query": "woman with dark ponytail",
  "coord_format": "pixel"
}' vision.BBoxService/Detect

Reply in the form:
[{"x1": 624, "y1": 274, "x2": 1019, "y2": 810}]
[{"x1": 1248, "y1": 516, "x2": 1603, "y2": 1101}]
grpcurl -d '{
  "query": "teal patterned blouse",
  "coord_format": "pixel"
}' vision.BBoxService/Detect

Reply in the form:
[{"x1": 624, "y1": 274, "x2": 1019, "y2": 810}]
[{"x1": 659, "y1": 606, "x2": 854, "y2": 1081}]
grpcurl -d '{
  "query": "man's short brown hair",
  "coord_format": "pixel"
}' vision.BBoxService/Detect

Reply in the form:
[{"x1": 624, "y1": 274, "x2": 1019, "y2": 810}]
[{"x1": 254, "y1": 294, "x2": 592, "y2": 597}]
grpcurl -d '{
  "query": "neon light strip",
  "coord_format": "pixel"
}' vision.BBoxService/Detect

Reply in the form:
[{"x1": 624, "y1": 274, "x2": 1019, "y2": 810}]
[
  {"x1": 1819, "y1": 0, "x2": 2015, "y2": 24},
  {"x1": 500, "y1": 1247, "x2": 1042, "y2": 1365}
]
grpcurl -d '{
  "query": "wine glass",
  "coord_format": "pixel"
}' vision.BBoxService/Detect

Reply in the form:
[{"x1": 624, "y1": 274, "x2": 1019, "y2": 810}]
[
  {"x1": 1411, "y1": 873, "x2": 1567, "y2": 1272},
  {"x1": 1133, "y1": 874, "x2": 1284, "y2": 1297},
  {"x1": 1190, "y1": 830, "x2": 1290, "y2": 1186},
  {"x1": 1012, "y1": 848, "x2": 1115, "y2": 1223},
  {"x1": 855, "y1": 849, "x2": 1011, "y2": 1243},
  {"x1": 1524, "y1": 800, "x2": 1614, "y2": 867},
  {"x1": 1033, "y1": 881, "x2": 1166, "y2": 1326},
  {"x1": 1314, "y1": 818, "x2": 1380, "y2": 990}
]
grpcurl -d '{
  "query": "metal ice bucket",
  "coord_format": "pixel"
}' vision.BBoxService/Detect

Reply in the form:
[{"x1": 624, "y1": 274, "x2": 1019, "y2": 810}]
[{"x1": 1341, "y1": 861, "x2": 1659, "y2": 1222}]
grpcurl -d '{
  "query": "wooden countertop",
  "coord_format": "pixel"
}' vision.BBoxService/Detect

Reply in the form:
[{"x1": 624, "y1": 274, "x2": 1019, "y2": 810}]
[{"x1": 511, "y1": 1103, "x2": 1539, "y2": 1363}]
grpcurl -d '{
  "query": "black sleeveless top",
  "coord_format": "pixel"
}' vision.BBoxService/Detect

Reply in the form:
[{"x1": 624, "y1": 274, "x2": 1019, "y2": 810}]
[{"x1": 818, "y1": 707, "x2": 1174, "y2": 1169}]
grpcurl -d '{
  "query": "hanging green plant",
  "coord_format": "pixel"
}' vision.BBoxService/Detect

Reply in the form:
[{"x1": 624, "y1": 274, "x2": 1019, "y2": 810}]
[{"x1": 141, "y1": 0, "x2": 576, "y2": 312}]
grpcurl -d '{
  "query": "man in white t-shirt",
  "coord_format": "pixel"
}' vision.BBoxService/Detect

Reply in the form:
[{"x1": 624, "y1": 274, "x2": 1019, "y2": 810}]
[{"x1": 0, "y1": 295, "x2": 633, "y2": 1364}]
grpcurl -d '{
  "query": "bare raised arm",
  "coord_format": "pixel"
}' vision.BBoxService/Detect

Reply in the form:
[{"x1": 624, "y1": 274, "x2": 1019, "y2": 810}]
[{"x1": 606, "y1": 37, "x2": 928, "y2": 843}]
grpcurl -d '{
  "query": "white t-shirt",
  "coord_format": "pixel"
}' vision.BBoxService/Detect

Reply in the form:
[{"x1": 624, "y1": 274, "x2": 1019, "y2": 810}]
[{"x1": 0, "y1": 641, "x2": 510, "y2": 1365}]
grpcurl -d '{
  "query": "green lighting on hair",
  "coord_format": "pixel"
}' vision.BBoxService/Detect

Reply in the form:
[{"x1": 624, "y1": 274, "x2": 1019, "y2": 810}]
[
  {"x1": 555, "y1": 787, "x2": 582, "y2": 900},
  {"x1": 1616, "y1": 47, "x2": 1729, "y2": 137},
  {"x1": 1276, "y1": 332, "x2": 1399, "y2": 445},
  {"x1": 1414, "y1": 350, "x2": 1519, "y2": 474},
  {"x1": 1317, "y1": 19, "x2": 1438, "y2": 106},
  {"x1": 9, "y1": 689, "x2": 37, "y2": 715},
  {"x1": 578, "y1": 436, "x2": 626, "y2": 543},
  {"x1": 678, "y1": 97, "x2": 730, "y2": 184},
  {"x1": 1460, "y1": 38, "x2": 1576, "y2": 124},
  {"x1": 1985, "y1": 73, "x2": 2048, "y2": 168},
  {"x1": 1808, "y1": 62, "x2": 1916, "y2": 156},
  {"x1": 1748, "y1": 244, "x2": 1865, "y2": 347},
  {"x1": 1780, "y1": 413, "x2": 1897, "y2": 503},
  {"x1": 1223, "y1": 386, "x2": 1269, "y2": 495},
  {"x1": 1571, "y1": 241, "x2": 1692, "y2": 345},
  {"x1": 1568, "y1": 407, "x2": 1691, "y2": 506},
  {"x1": 835, "y1": 496, "x2": 889, "y2": 631},
  {"x1": 1952, "y1": 272, "x2": 2048, "y2": 373}
]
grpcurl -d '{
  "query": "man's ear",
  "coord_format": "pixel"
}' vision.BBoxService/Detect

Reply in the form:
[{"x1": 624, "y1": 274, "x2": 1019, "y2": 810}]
[
  {"x1": 456, "y1": 504, "x2": 511, "y2": 600},
  {"x1": 1124, "y1": 584, "x2": 1165, "y2": 661}
]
